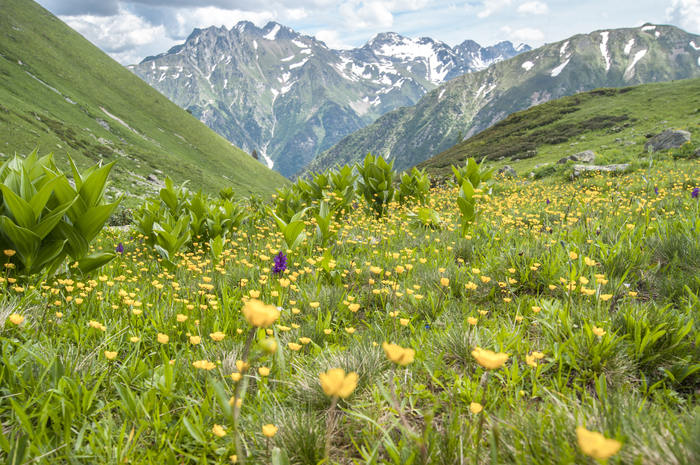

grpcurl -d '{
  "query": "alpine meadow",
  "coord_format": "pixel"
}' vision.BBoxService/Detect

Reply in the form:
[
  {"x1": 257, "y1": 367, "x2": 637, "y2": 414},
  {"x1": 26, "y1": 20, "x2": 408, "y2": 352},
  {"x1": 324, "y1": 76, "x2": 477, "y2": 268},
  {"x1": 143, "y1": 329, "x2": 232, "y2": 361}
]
[{"x1": 1, "y1": 0, "x2": 700, "y2": 464}]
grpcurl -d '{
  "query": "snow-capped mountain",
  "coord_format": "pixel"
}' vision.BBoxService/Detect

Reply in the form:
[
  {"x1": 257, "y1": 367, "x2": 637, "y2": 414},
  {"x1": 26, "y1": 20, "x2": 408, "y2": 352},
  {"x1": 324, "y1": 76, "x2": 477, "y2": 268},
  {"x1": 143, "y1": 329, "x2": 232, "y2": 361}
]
[
  {"x1": 128, "y1": 22, "x2": 529, "y2": 177},
  {"x1": 303, "y1": 24, "x2": 700, "y2": 176}
]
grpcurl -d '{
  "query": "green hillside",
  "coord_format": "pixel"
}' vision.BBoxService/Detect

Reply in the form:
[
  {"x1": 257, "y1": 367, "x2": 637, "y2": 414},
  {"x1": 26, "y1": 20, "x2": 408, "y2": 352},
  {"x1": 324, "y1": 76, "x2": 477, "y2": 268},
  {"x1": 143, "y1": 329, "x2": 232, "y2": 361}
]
[
  {"x1": 419, "y1": 77, "x2": 700, "y2": 176},
  {"x1": 0, "y1": 0, "x2": 286, "y2": 205}
]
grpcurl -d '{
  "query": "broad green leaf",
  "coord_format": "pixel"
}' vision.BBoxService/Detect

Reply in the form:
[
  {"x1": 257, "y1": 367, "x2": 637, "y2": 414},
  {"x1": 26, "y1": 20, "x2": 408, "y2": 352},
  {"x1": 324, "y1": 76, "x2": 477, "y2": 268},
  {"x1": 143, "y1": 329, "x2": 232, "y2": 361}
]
[
  {"x1": 28, "y1": 175, "x2": 64, "y2": 219},
  {"x1": 284, "y1": 221, "x2": 306, "y2": 251},
  {"x1": 0, "y1": 185, "x2": 35, "y2": 228},
  {"x1": 68, "y1": 155, "x2": 83, "y2": 192},
  {"x1": 77, "y1": 252, "x2": 116, "y2": 274},
  {"x1": 52, "y1": 221, "x2": 88, "y2": 260},
  {"x1": 32, "y1": 198, "x2": 76, "y2": 240},
  {"x1": 79, "y1": 160, "x2": 116, "y2": 208},
  {"x1": 52, "y1": 176, "x2": 88, "y2": 222},
  {"x1": 73, "y1": 201, "x2": 119, "y2": 243},
  {"x1": 182, "y1": 417, "x2": 206, "y2": 445},
  {"x1": 0, "y1": 217, "x2": 40, "y2": 269},
  {"x1": 30, "y1": 240, "x2": 66, "y2": 274}
]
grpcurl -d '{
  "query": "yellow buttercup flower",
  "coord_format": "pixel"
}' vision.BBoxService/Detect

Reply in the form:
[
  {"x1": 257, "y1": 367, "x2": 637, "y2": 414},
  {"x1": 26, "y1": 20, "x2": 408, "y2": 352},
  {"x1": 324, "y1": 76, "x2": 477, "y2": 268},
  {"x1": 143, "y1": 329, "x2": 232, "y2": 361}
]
[
  {"x1": 440, "y1": 278, "x2": 449, "y2": 287},
  {"x1": 348, "y1": 303, "x2": 360, "y2": 312},
  {"x1": 192, "y1": 360, "x2": 216, "y2": 370},
  {"x1": 382, "y1": 342, "x2": 415, "y2": 366},
  {"x1": 210, "y1": 331, "x2": 226, "y2": 341},
  {"x1": 242, "y1": 299, "x2": 279, "y2": 328},
  {"x1": 592, "y1": 326, "x2": 606, "y2": 337},
  {"x1": 236, "y1": 360, "x2": 249, "y2": 373},
  {"x1": 319, "y1": 368, "x2": 358, "y2": 398},
  {"x1": 469, "y1": 402, "x2": 483, "y2": 414},
  {"x1": 471, "y1": 347, "x2": 509, "y2": 370},
  {"x1": 8, "y1": 314, "x2": 24, "y2": 325},
  {"x1": 258, "y1": 367, "x2": 270, "y2": 376},
  {"x1": 212, "y1": 424, "x2": 227, "y2": 437},
  {"x1": 576, "y1": 427, "x2": 622, "y2": 459},
  {"x1": 299, "y1": 337, "x2": 312, "y2": 344},
  {"x1": 105, "y1": 351, "x2": 117, "y2": 360},
  {"x1": 176, "y1": 314, "x2": 188, "y2": 322},
  {"x1": 467, "y1": 317, "x2": 478, "y2": 325},
  {"x1": 262, "y1": 424, "x2": 278, "y2": 438},
  {"x1": 157, "y1": 333, "x2": 169, "y2": 344},
  {"x1": 399, "y1": 318, "x2": 410, "y2": 326},
  {"x1": 287, "y1": 342, "x2": 302, "y2": 351},
  {"x1": 189, "y1": 335, "x2": 201, "y2": 345}
]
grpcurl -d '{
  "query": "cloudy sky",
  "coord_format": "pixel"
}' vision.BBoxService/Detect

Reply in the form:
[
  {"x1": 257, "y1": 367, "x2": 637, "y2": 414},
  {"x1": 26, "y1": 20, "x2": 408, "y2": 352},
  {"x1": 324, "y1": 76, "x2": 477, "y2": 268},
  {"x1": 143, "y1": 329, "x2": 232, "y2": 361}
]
[{"x1": 35, "y1": 0, "x2": 700, "y2": 65}]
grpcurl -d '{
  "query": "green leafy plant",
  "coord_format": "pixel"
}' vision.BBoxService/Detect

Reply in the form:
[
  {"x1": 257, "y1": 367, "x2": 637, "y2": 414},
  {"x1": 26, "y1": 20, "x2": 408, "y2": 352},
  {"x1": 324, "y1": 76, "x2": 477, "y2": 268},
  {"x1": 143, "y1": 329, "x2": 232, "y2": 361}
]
[
  {"x1": 355, "y1": 153, "x2": 396, "y2": 218},
  {"x1": 0, "y1": 149, "x2": 121, "y2": 278},
  {"x1": 451, "y1": 158, "x2": 494, "y2": 237},
  {"x1": 396, "y1": 167, "x2": 430, "y2": 206}
]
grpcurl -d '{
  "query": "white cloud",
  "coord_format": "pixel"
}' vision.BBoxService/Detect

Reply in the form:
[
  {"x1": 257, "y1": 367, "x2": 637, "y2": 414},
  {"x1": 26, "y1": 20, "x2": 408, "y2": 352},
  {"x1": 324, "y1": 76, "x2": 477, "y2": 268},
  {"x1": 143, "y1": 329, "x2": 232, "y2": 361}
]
[
  {"x1": 172, "y1": 7, "x2": 276, "y2": 38},
  {"x1": 499, "y1": 25, "x2": 544, "y2": 42},
  {"x1": 336, "y1": 0, "x2": 428, "y2": 31},
  {"x1": 314, "y1": 29, "x2": 354, "y2": 49},
  {"x1": 517, "y1": 1, "x2": 549, "y2": 15},
  {"x1": 477, "y1": 0, "x2": 513, "y2": 19},
  {"x1": 665, "y1": 0, "x2": 700, "y2": 33}
]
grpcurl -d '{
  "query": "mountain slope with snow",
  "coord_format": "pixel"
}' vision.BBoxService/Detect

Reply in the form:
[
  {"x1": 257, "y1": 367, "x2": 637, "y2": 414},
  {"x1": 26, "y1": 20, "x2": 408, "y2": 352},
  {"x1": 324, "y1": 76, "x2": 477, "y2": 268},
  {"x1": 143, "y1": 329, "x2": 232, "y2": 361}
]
[
  {"x1": 128, "y1": 23, "x2": 528, "y2": 177},
  {"x1": 303, "y1": 24, "x2": 700, "y2": 176}
]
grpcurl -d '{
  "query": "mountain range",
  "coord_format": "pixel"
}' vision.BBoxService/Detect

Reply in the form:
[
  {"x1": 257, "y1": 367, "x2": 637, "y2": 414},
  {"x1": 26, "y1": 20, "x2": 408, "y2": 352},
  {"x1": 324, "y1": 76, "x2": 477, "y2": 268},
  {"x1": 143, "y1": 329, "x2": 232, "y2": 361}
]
[
  {"x1": 0, "y1": 0, "x2": 285, "y2": 206},
  {"x1": 303, "y1": 24, "x2": 700, "y2": 176},
  {"x1": 128, "y1": 22, "x2": 530, "y2": 177}
]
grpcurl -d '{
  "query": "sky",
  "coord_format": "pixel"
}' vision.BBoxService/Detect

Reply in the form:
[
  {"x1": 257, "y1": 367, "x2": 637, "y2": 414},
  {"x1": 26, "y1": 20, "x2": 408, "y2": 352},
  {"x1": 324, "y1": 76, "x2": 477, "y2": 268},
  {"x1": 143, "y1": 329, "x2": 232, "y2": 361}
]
[{"x1": 35, "y1": 0, "x2": 700, "y2": 65}]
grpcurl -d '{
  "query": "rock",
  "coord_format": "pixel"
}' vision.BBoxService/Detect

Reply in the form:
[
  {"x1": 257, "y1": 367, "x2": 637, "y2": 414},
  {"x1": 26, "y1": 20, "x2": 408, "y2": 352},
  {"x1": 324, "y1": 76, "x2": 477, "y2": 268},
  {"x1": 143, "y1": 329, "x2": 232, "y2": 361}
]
[
  {"x1": 644, "y1": 130, "x2": 691, "y2": 152},
  {"x1": 557, "y1": 150, "x2": 596, "y2": 165},
  {"x1": 572, "y1": 164, "x2": 630, "y2": 177},
  {"x1": 529, "y1": 172, "x2": 535, "y2": 178},
  {"x1": 534, "y1": 163, "x2": 549, "y2": 169},
  {"x1": 498, "y1": 165, "x2": 518, "y2": 177},
  {"x1": 511, "y1": 150, "x2": 538, "y2": 161},
  {"x1": 146, "y1": 174, "x2": 159, "y2": 183},
  {"x1": 624, "y1": 141, "x2": 636, "y2": 146},
  {"x1": 154, "y1": 169, "x2": 163, "y2": 175},
  {"x1": 694, "y1": 148, "x2": 700, "y2": 159}
]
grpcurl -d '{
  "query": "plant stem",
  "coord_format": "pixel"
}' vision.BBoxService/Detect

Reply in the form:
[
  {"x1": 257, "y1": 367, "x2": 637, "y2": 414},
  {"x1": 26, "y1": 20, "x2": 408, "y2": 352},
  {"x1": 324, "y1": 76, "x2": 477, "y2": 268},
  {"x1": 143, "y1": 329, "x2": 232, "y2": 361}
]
[{"x1": 324, "y1": 396, "x2": 338, "y2": 461}]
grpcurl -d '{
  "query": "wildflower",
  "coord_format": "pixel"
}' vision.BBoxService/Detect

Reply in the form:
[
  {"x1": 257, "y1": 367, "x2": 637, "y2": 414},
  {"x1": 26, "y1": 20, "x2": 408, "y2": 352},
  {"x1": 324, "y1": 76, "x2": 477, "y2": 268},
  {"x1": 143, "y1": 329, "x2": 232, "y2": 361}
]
[
  {"x1": 258, "y1": 367, "x2": 270, "y2": 376},
  {"x1": 242, "y1": 299, "x2": 279, "y2": 328},
  {"x1": 310, "y1": 302, "x2": 320, "y2": 308},
  {"x1": 600, "y1": 294, "x2": 613, "y2": 301},
  {"x1": 89, "y1": 320, "x2": 106, "y2": 331},
  {"x1": 545, "y1": 199, "x2": 550, "y2": 205},
  {"x1": 212, "y1": 424, "x2": 226, "y2": 437},
  {"x1": 480, "y1": 276, "x2": 491, "y2": 283},
  {"x1": 8, "y1": 314, "x2": 24, "y2": 325},
  {"x1": 592, "y1": 326, "x2": 606, "y2": 337},
  {"x1": 693, "y1": 187, "x2": 700, "y2": 199},
  {"x1": 210, "y1": 331, "x2": 226, "y2": 341},
  {"x1": 526, "y1": 354, "x2": 537, "y2": 367},
  {"x1": 471, "y1": 347, "x2": 509, "y2": 370},
  {"x1": 3, "y1": 249, "x2": 16, "y2": 256},
  {"x1": 576, "y1": 427, "x2": 621, "y2": 459},
  {"x1": 130, "y1": 336, "x2": 140, "y2": 343},
  {"x1": 287, "y1": 342, "x2": 302, "y2": 351},
  {"x1": 569, "y1": 251, "x2": 579, "y2": 260},
  {"x1": 399, "y1": 318, "x2": 410, "y2": 326},
  {"x1": 272, "y1": 252, "x2": 287, "y2": 274},
  {"x1": 323, "y1": 329, "x2": 332, "y2": 335},
  {"x1": 190, "y1": 335, "x2": 201, "y2": 345},
  {"x1": 467, "y1": 317, "x2": 478, "y2": 325},
  {"x1": 193, "y1": 360, "x2": 216, "y2": 370},
  {"x1": 262, "y1": 424, "x2": 278, "y2": 438},
  {"x1": 532, "y1": 306, "x2": 541, "y2": 313},
  {"x1": 157, "y1": 333, "x2": 169, "y2": 344},
  {"x1": 348, "y1": 303, "x2": 360, "y2": 312},
  {"x1": 469, "y1": 402, "x2": 483, "y2": 414},
  {"x1": 231, "y1": 373, "x2": 242, "y2": 381},
  {"x1": 440, "y1": 278, "x2": 449, "y2": 287},
  {"x1": 345, "y1": 327, "x2": 356, "y2": 334},
  {"x1": 299, "y1": 337, "x2": 312, "y2": 344},
  {"x1": 105, "y1": 351, "x2": 117, "y2": 360},
  {"x1": 395, "y1": 265, "x2": 405, "y2": 274},
  {"x1": 55, "y1": 312, "x2": 63, "y2": 318},
  {"x1": 115, "y1": 243, "x2": 124, "y2": 254},
  {"x1": 320, "y1": 368, "x2": 358, "y2": 398},
  {"x1": 236, "y1": 360, "x2": 249, "y2": 373},
  {"x1": 382, "y1": 342, "x2": 415, "y2": 366},
  {"x1": 176, "y1": 314, "x2": 188, "y2": 322}
]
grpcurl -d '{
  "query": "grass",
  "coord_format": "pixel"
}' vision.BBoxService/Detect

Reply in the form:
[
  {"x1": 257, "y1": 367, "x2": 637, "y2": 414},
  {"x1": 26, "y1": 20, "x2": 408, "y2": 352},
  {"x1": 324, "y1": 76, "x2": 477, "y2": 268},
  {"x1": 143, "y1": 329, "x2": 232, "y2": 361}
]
[
  {"x1": 0, "y1": 147, "x2": 699, "y2": 463},
  {"x1": 420, "y1": 78, "x2": 700, "y2": 177},
  {"x1": 0, "y1": 0, "x2": 286, "y2": 207}
]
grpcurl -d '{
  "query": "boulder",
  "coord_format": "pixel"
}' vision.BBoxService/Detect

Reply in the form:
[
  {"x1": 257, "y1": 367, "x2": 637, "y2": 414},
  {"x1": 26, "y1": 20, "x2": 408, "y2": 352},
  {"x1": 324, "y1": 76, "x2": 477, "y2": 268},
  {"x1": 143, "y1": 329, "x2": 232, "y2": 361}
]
[
  {"x1": 146, "y1": 174, "x2": 159, "y2": 183},
  {"x1": 497, "y1": 165, "x2": 517, "y2": 177},
  {"x1": 572, "y1": 164, "x2": 630, "y2": 177},
  {"x1": 643, "y1": 130, "x2": 691, "y2": 152},
  {"x1": 557, "y1": 150, "x2": 596, "y2": 165},
  {"x1": 512, "y1": 150, "x2": 538, "y2": 161},
  {"x1": 694, "y1": 148, "x2": 700, "y2": 159}
]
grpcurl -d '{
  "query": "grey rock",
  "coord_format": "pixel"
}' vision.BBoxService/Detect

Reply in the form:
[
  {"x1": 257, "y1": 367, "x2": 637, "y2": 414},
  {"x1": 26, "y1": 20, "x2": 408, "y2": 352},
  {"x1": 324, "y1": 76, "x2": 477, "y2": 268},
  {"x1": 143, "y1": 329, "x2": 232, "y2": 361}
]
[
  {"x1": 154, "y1": 169, "x2": 163, "y2": 175},
  {"x1": 528, "y1": 172, "x2": 535, "y2": 178},
  {"x1": 693, "y1": 148, "x2": 700, "y2": 159},
  {"x1": 497, "y1": 165, "x2": 517, "y2": 177},
  {"x1": 534, "y1": 163, "x2": 549, "y2": 169},
  {"x1": 644, "y1": 130, "x2": 691, "y2": 152},
  {"x1": 557, "y1": 150, "x2": 596, "y2": 164},
  {"x1": 511, "y1": 149, "x2": 537, "y2": 160},
  {"x1": 624, "y1": 141, "x2": 636, "y2": 146},
  {"x1": 572, "y1": 164, "x2": 630, "y2": 177}
]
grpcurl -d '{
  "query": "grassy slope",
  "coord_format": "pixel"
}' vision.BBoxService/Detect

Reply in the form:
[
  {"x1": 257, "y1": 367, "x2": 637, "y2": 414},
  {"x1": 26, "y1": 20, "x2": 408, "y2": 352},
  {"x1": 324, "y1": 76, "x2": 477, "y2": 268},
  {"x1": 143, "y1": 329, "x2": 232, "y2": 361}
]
[
  {"x1": 419, "y1": 78, "x2": 700, "y2": 176},
  {"x1": 0, "y1": 0, "x2": 286, "y2": 205}
]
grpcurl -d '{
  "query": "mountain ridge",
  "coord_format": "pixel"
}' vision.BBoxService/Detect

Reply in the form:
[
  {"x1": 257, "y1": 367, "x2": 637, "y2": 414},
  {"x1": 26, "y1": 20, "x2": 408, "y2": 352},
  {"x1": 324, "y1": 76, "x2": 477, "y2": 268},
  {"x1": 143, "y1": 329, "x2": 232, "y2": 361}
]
[
  {"x1": 128, "y1": 21, "x2": 529, "y2": 176},
  {"x1": 301, "y1": 23, "x2": 700, "y2": 177}
]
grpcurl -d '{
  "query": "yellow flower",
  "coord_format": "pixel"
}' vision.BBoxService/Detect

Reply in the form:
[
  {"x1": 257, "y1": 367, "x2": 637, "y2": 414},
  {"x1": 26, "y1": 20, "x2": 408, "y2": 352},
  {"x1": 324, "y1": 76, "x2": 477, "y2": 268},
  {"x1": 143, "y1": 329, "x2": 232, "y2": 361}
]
[
  {"x1": 323, "y1": 329, "x2": 332, "y2": 335},
  {"x1": 471, "y1": 347, "x2": 509, "y2": 370},
  {"x1": 440, "y1": 278, "x2": 449, "y2": 287},
  {"x1": 532, "y1": 306, "x2": 541, "y2": 313},
  {"x1": 258, "y1": 367, "x2": 270, "y2": 376},
  {"x1": 569, "y1": 251, "x2": 579, "y2": 260},
  {"x1": 189, "y1": 335, "x2": 201, "y2": 345},
  {"x1": 299, "y1": 337, "x2": 312, "y2": 344},
  {"x1": 467, "y1": 317, "x2": 478, "y2": 325},
  {"x1": 236, "y1": 360, "x2": 249, "y2": 373},
  {"x1": 288, "y1": 342, "x2": 302, "y2": 351},
  {"x1": 469, "y1": 402, "x2": 483, "y2": 414},
  {"x1": 395, "y1": 265, "x2": 405, "y2": 274},
  {"x1": 230, "y1": 454, "x2": 238, "y2": 463},
  {"x1": 262, "y1": 424, "x2": 278, "y2": 438},
  {"x1": 212, "y1": 424, "x2": 227, "y2": 437},
  {"x1": 399, "y1": 318, "x2": 410, "y2": 326},
  {"x1": 210, "y1": 331, "x2": 226, "y2": 341},
  {"x1": 8, "y1": 314, "x2": 24, "y2": 325},
  {"x1": 176, "y1": 314, "x2": 188, "y2": 322},
  {"x1": 192, "y1": 360, "x2": 216, "y2": 370},
  {"x1": 345, "y1": 327, "x2": 356, "y2": 334},
  {"x1": 592, "y1": 326, "x2": 606, "y2": 337},
  {"x1": 320, "y1": 368, "x2": 359, "y2": 398},
  {"x1": 471, "y1": 268, "x2": 481, "y2": 274},
  {"x1": 348, "y1": 303, "x2": 360, "y2": 312},
  {"x1": 526, "y1": 354, "x2": 537, "y2": 368},
  {"x1": 130, "y1": 336, "x2": 140, "y2": 343},
  {"x1": 242, "y1": 299, "x2": 279, "y2": 328},
  {"x1": 600, "y1": 294, "x2": 613, "y2": 301},
  {"x1": 480, "y1": 276, "x2": 491, "y2": 283},
  {"x1": 105, "y1": 351, "x2": 117, "y2": 360},
  {"x1": 231, "y1": 372, "x2": 242, "y2": 381},
  {"x1": 4, "y1": 249, "x2": 16, "y2": 256},
  {"x1": 576, "y1": 427, "x2": 621, "y2": 459},
  {"x1": 157, "y1": 333, "x2": 169, "y2": 344},
  {"x1": 382, "y1": 342, "x2": 415, "y2": 366},
  {"x1": 309, "y1": 302, "x2": 320, "y2": 308}
]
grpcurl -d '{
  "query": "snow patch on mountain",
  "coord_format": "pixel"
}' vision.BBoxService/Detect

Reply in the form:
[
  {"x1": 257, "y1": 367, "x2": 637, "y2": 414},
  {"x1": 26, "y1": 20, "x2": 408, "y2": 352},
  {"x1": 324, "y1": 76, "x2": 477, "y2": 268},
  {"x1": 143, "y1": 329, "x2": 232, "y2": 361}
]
[
  {"x1": 289, "y1": 57, "x2": 310, "y2": 69},
  {"x1": 641, "y1": 25, "x2": 656, "y2": 32},
  {"x1": 560, "y1": 41, "x2": 569, "y2": 56},
  {"x1": 625, "y1": 49, "x2": 647, "y2": 78},
  {"x1": 264, "y1": 24, "x2": 281, "y2": 40},
  {"x1": 691, "y1": 41, "x2": 700, "y2": 50},
  {"x1": 281, "y1": 55, "x2": 295, "y2": 62},
  {"x1": 600, "y1": 32, "x2": 611, "y2": 71},
  {"x1": 551, "y1": 58, "x2": 570, "y2": 77},
  {"x1": 522, "y1": 61, "x2": 534, "y2": 71},
  {"x1": 624, "y1": 39, "x2": 635, "y2": 55}
]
